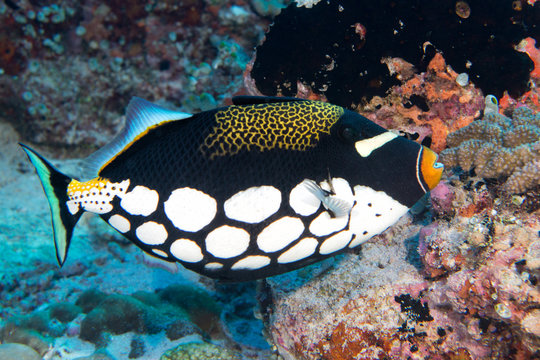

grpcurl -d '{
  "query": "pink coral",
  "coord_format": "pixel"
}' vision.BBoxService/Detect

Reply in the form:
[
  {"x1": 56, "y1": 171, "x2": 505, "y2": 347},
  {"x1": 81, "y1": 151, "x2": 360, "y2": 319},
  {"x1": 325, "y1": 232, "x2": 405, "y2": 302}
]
[
  {"x1": 429, "y1": 181, "x2": 455, "y2": 215},
  {"x1": 516, "y1": 37, "x2": 540, "y2": 79}
]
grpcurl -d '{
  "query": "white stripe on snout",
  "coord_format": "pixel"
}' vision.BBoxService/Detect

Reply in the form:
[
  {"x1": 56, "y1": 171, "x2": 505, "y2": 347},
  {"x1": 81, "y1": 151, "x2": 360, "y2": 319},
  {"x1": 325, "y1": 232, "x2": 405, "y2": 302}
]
[{"x1": 355, "y1": 131, "x2": 397, "y2": 157}]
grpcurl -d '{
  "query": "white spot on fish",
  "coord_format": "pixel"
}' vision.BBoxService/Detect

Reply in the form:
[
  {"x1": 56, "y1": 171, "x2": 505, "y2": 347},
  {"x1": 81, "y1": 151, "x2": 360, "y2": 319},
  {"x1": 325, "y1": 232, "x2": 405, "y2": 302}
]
[
  {"x1": 257, "y1": 216, "x2": 304, "y2": 253},
  {"x1": 277, "y1": 237, "x2": 318, "y2": 264},
  {"x1": 152, "y1": 249, "x2": 169, "y2": 258},
  {"x1": 120, "y1": 185, "x2": 159, "y2": 216},
  {"x1": 164, "y1": 187, "x2": 217, "y2": 232},
  {"x1": 224, "y1": 185, "x2": 281, "y2": 223},
  {"x1": 231, "y1": 255, "x2": 271, "y2": 270},
  {"x1": 348, "y1": 185, "x2": 408, "y2": 248},
  {"x1": 309, "y1": 211, "x2": 348, "y2": 237},
  {"x1": 136, "y1": 221, "x2": 168, "y2": 245},
  {"x1": 108, "y1": 214, "x2": 130, "y2": 233},
  {"x1": 355, "y1": 131, "x2": 398, "y2": 157},
  {"x1": 289, "y1": 179, "x2": 322, "y2": 216},
  {"x1": 67, "y1": 201, "x2": 80, "y2": 215},
  {"x1": 206, "y1": 225, "x2": 250, "y2": 258},
  {"x1": 170, "y1": 238, "x2": 203, "y2": 263},
  {"x1": 205, "y1": 262, "x2": 223, "y2": 270},
  {"x1": 319, "y1": 230, "x2": 353, "y2": 255}
]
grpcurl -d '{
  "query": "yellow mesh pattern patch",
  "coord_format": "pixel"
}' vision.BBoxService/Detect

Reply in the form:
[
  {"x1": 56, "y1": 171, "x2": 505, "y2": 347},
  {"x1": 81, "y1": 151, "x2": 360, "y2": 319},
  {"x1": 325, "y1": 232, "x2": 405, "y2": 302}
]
[{"x1": 200, "y1": 101, "x2": 344, "y2": 159}]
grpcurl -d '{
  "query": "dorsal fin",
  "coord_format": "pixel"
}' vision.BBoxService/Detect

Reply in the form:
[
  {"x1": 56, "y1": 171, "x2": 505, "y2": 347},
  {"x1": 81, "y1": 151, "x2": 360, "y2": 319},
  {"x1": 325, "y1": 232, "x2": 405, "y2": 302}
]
[
  {"x1": 232, "y1": 96, "x2": 309, "y2": 106},
  {"x1": 82, "y1": 97, "x2": 191, "y2": 179}
]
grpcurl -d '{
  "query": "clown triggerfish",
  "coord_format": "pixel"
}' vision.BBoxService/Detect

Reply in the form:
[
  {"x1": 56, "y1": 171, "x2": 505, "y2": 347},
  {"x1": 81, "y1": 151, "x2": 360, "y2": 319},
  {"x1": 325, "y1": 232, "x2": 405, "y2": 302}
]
[{"x1": 21, "y1": 96, "x2": 443, "y2": 281}]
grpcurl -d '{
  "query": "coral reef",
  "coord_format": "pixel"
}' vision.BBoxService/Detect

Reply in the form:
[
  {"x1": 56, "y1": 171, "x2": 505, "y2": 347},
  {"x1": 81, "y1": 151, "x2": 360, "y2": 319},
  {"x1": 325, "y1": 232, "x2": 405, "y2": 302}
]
[
  {"x1": 0, "y1": 0, "x2": 265, "y2": 152},
  {"x1": 1, "y1": 282, "x2": 269, "y2": 359},
  {"x1": 0, "y1": 323, "x2": 50, "y2": 357},
  {"x1": 419, "y1": 179, "x2": 540, "y2": 357},
  {"x1": 257, "y1": 216, "x2": 445, "y2": 359},
  {"x1": 440, "y1": 106, "x2": 540, "y2": 193}
]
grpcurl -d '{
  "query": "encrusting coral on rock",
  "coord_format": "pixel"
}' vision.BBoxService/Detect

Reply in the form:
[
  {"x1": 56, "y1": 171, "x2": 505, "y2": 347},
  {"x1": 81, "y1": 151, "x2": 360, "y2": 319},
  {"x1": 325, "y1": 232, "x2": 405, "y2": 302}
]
[
  {"x1": 440, "y1": 105, "x2": 540, "y2": 193},
  {"x1": 419, "y1": 179, "x2": 540, "y2": 358},
  {"x1": 361, "y1": 53, "x2": 484, "y2": 153}
]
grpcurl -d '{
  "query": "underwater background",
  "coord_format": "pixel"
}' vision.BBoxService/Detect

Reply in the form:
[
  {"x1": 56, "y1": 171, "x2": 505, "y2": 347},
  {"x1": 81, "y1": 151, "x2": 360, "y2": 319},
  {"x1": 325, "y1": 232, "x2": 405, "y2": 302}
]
[{"x1": 0, "y1": 0, "x2": 539, "y2": 359}]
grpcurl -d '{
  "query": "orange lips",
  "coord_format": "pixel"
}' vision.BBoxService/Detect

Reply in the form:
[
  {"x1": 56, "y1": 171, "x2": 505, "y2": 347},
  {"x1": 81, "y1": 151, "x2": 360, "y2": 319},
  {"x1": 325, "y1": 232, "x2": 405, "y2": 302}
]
[{"x1": 420, "y1": 146, "x2": 444, "y2": 191}]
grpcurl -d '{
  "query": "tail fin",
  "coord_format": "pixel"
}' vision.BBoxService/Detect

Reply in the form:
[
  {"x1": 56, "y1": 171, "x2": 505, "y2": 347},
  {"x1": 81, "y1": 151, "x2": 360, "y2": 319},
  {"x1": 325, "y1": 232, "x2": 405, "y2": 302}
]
[{"x1": 19, "y1": 144, "x2": 82, "y2": 266}]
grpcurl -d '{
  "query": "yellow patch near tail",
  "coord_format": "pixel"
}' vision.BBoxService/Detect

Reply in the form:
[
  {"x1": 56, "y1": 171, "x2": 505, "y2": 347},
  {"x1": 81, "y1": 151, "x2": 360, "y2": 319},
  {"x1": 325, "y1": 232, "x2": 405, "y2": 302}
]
[
  {"x1": 67, "y1": 177, "x2": 130, "y2": 215},
  {"x1": 200, "y1": 101, "x2": 344, "y2": 159}
]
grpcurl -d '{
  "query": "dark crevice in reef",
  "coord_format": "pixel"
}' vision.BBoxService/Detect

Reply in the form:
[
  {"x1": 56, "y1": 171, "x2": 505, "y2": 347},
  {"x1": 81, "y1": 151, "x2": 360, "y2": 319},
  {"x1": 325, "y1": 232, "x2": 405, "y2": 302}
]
[{"x1": 252, "y1": 0, "x2": 539, "y2": 108}]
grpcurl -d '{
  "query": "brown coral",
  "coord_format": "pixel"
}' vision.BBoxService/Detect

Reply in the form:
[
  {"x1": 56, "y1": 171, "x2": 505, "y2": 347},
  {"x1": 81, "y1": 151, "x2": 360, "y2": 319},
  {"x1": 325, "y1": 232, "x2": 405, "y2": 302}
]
[
  {"x1": 505, "y1": 159, "x2": 540, "y2": 194},
  {"x1": 440, "y1": 106, "x2": 540, "y2": 193},
  {"x1": 0, "y1": 35, "x2": 25, "y2": 75}
]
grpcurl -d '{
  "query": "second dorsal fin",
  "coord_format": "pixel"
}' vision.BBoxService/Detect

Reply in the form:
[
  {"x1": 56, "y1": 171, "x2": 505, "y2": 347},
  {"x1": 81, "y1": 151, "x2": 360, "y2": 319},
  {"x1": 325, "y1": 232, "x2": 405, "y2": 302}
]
[
  {"x1": 232, "y1": 96, "x2": 308, "y2": 106},
  {"x1": 82, "y1": 97, "x2": 192, "y2": 179}
]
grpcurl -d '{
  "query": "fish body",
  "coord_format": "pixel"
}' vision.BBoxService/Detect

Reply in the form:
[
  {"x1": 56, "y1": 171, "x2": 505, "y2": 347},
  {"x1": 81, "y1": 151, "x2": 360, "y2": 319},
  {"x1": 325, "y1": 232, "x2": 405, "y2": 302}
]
[{"x1": 21, "y1": 96, "x2": 443, "y2": 281}]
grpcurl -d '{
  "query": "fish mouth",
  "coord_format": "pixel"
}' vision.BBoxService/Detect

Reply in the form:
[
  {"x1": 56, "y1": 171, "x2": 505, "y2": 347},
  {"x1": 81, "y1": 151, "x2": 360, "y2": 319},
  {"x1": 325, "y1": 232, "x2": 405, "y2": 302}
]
[{"x1": 420, "y1": 146, "x2": 444, "y2": 191}]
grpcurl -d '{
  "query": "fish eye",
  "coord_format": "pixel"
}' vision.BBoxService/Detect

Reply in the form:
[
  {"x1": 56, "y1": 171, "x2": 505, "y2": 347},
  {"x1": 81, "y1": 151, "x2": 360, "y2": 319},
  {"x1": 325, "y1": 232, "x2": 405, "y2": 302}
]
[{"x1": 338, "y1": 126, "x2": 356, "y2": 142}]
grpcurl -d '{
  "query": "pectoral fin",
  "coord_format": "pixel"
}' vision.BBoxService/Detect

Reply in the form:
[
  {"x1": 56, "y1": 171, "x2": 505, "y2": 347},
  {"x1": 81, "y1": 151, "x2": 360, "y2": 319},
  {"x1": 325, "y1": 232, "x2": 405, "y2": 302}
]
[{"x1": 304, "y1": 179, "x2": 353, "y2": 218}]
